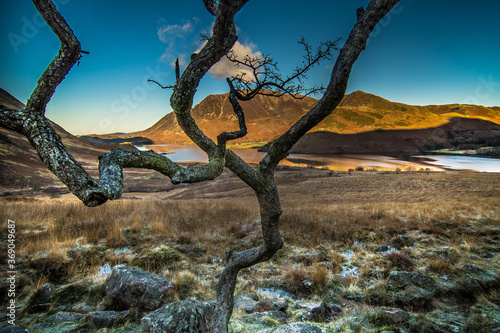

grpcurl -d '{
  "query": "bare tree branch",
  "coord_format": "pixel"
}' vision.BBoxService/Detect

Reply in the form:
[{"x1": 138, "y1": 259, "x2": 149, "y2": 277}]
[{"x1": 227, "y1": 37, "x2": 340, "y2": 100}]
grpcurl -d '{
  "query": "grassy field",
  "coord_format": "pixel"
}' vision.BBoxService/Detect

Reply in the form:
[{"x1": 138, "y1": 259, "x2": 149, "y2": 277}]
[{"x1": 1, "y1": 169, "x2": 499, "y2": 331}]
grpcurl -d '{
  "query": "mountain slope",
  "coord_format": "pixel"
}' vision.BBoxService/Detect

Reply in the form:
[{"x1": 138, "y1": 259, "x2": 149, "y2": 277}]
[
  {"x1": 132, "y1": 90, "x2": 500, "y2": 144},
  {"x1": 289, "y1": 117, "x2": 500, "y2": 155},
  {"x1": 138, "y1": 92, "x2": 317, "y2": 143},
  {"x1": 0, "y1": 88, "x2": 136, "y2": 191}
]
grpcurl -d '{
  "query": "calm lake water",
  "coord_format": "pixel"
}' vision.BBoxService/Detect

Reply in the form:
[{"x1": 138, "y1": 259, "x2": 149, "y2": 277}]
[{"x1": 136, "y1": 144, "x2": 500, "y2": 173}]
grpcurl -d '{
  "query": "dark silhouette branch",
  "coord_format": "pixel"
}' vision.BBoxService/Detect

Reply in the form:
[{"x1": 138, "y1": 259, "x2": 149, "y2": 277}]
[{"x1": 227, "y1": 37, "x2": 340, "y2": 100}]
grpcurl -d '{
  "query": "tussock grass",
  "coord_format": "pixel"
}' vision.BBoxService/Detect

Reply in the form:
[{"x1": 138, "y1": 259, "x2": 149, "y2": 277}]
[{"x1": 1, "y1": 171, "x2": 499, "y2": 311}]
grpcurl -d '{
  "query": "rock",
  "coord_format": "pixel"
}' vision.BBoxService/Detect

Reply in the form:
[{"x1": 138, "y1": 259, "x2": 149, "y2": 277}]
[
  {"x1": 328, "y1": 304, "x2": 343, "y2": 316},
  {"x1": 105, "y1": 265, "x2": 172, "y2": 311},
  {"x1": 53, "y1": 311, "x2": 85, "y2": 322},
  {"x1": 234, "y1": 295, "x2": 259, "y2": 313},
  {"x1": 269, "y1": 297, "x2": 288, "y2": 312},
  {"x1": 265, "y1": 322, "x2": 326, "y2": 333},
  {"x1": 389, "y1": 286, "x2": 434, "y2": 309},
  {"x1": 377, "y1": 306, "x2": 410, "y2": 324},
  {"x1": 141, "y1": 299, "x2": 216, "y2": 333},
  {"x1": 84, "y1": 311, "x2": 124, "y2": 328},
  {"x1": 296, "y1": 301, "x2": 328, "y2": 322},
  {"x1": 387, "y1": 271, "x2": 437, "y2": 292},
  {"x1": 241, "y1": 311, "x2": 288, "y2": 324}
]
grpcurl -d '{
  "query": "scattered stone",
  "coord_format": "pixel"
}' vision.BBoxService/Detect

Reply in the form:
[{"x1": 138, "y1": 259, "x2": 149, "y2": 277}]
[
  {"x1": 269, "y1": 297, "x2": 288, "y2": 312},
  {"x1": 234, "y1": 295, "x2": 259, "y2": 313},
  {"x1": 387, "y1": 271, "x2": 437, "y2": 292},
  {"x1": 53, "y1": 311, "x2": 85, "y2": 323},
  {"x1": 84, "y1": 311, "x2": 124, "y2": 328},
  {"x1": 69, "y1": 303, "x2": 92, "y2": 314},
  {"x1": 296, "y1": 301, "x2": 328, "y2": 322},
  {"x1": 328, "y1": 304, "x2": 343, "y2": 316},
  {"x1": 241, "y1": 311, "x2": 288, "y2": 324},
  {"x1": 141, "y1": 299, "x2": 216, "y2": 333},
  {"x1": 105, "y1": 265, "x2": 172, "y2": 311},
  {"x1": 264, "y1": 322, "x2": 326, "y2": 333},
  {"x1": 377, "y1": 306, "x2": 410, "y2": 325}
]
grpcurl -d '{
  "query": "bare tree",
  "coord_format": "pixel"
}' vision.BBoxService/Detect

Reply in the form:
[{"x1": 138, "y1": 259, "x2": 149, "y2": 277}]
[{"x1": 0, "y1": 0, "x2": 399, "y2": 331}]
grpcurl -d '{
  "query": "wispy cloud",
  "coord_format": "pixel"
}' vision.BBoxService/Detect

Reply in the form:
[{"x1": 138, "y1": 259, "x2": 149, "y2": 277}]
[
  {"x1": 157, "y1": 17, "x2": 200, "y2": 65},
  {"x1": 157, "y1": 18, "x2": 199, "y2": 42}
]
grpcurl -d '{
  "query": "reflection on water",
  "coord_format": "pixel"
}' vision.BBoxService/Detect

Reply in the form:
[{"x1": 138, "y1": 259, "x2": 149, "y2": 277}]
[
  {"x1": 137, "y1": 144, "x2": 430, "y2": 171},
  {"x1": 136, "y1": 144, "x2": 500, "y2": 172},
  {"x1": 415, "y1": 155, "x2": 500, "y2": 173}
]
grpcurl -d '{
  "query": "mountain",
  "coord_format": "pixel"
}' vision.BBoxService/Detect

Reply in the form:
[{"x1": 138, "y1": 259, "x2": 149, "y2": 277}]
[
  {"x1": 137, "y1": 92, "x2": 317, "y2": 144},
  {"x1": 0, "y1": 88, "x2": 136, "y2": 192},
  {"x1": 124, "y1": 90, "x2": 500, "y2": 145},
  {"x1": 288, "y1": 117, "x2": 500, "y2": 155}
]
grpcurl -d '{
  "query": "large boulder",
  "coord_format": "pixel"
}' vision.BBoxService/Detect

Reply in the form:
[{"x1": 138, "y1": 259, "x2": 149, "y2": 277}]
[
  {"x1": 141, "y1": 300, "x2": 216, "y2": 333},
  {"x1": 105, "y1": 265, "x2": 172, "y2": 311}
]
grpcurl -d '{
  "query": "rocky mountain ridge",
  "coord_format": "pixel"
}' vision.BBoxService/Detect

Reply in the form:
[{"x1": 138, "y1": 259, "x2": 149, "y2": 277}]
[{"x1": 107, "y1": 90, "x2": 500, "y2": 145}]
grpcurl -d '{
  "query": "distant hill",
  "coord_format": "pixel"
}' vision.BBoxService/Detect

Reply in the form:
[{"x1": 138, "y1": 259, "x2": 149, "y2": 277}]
[
  {"x1": 286, "y1": 117, "x2": 500, "y2": 155},
  {"x1": 99, "y1": 90, "x2": 500, "y2": 145},
  {"x1": 0, "y1": 88, "x2": 136, "y2": 191}
]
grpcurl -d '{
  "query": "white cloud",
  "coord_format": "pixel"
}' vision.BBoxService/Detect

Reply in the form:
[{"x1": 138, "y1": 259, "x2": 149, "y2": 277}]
[{"x1": 209, "y1": 41, "x2": 262, "y2": 80}]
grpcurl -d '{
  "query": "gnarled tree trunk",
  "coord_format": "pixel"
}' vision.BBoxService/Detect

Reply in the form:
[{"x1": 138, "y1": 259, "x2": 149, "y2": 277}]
[{"x1": 0, "y1": 0, "x2": 400, "y2": 331}]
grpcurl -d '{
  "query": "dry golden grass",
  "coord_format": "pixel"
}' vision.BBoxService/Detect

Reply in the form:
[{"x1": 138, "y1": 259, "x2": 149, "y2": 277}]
[{"x1": 1, "y1": 171, "x2": 499, "y2": 305}]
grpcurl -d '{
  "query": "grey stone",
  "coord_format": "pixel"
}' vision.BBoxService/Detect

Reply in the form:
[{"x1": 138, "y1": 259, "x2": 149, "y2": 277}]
[
  {"x1": 141, "y1": 300, "x2": 216, "y2": 333},
  {"x1": 270, "y1": 297, "x2": 288, "y2": 312},
  {"x1": 234, "y1": 295, "x2": 258, "y2": 313},
  {"x1": 377, "y1": 306, "x2": 410, "y2": 324},
  {"x1": 84, "y1": 311, "x2": 123, "y2": 328},
  {"x1": 296, "y1": 301, "x2": 328, "y2": 322},
  {"x1": 387, "y1": 271, "x2": 437, "y2": 292},
  {"x1": 105, "y1": 265, "x2": 172, "y2": 311},
  {"x1": 268, "y1": 322, "x2": 326, "y2": 333},
  {"x1": 241, "y1": 311, "x2": 288, "y2": 324},
  {"x1": 53, "y1": 311, "x2": 85, "y2": 323}
]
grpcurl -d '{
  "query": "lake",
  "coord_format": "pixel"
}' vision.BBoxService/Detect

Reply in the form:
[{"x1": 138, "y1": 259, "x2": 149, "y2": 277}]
[{"x1": 136, "y1": 144, "x2": 500, "y2": 173}]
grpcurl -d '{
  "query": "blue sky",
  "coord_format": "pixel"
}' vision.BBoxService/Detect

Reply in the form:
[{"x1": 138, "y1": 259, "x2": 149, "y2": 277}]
[{"x1": 1, "y1": 0, "x2": 499, "y2": 134}]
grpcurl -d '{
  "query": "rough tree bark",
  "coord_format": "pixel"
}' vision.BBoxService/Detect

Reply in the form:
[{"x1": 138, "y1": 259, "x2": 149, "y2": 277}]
[{"x1": 0, "y1": 0, "x2": 399, "y2": 332}]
